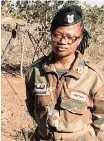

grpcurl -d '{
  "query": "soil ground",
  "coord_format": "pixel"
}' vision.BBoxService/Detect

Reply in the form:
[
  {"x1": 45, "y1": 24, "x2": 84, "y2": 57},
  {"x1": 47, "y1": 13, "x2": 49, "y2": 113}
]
[{"x1": 1, "y1": 72, "x2": 35, "y2": 141}]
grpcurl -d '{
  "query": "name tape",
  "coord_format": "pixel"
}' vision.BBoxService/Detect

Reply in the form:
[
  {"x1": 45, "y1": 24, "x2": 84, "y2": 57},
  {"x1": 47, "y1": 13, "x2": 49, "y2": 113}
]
[{"x1": 70, "y1": 91, "x2": 87, "y2": 102}]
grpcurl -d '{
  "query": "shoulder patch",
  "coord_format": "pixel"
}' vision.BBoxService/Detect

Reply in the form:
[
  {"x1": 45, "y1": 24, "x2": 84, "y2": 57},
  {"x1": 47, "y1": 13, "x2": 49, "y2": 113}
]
[{"x1": 85, "y1": 61, "x2": 104, "y2": 83}]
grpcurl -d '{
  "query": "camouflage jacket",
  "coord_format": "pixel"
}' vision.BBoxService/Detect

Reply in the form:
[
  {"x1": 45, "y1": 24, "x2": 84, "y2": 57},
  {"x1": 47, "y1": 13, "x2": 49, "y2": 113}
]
[{"x1": 25, "y1": 51, "x2": 104, "y2": 140}]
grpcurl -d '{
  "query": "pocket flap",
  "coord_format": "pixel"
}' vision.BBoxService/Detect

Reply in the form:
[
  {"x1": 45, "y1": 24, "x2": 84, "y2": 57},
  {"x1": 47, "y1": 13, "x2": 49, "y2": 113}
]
[{"x1": 60, "y1": 97, "x2": 86, "y2": 114}]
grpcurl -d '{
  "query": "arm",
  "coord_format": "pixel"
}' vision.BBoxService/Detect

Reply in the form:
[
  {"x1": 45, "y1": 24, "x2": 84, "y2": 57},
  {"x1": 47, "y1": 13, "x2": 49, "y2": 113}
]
[
  {"x1": 92, "y1": 84, "x2": 104, "y2": 140},
  {"x1": 85, "y1": 62, "x2": 104, "y2": 140},
  {"x1": 25, "y1": 67, "x2": 35, "y2": 118},
  {"x1": 25, "y1": 67, "x2": 50, "y2": 138}
]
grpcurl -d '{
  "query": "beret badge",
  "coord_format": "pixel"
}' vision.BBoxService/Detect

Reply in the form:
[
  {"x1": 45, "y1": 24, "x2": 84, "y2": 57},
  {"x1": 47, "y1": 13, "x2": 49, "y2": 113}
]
[{"x1": 67, "y1": 14, "x2": 74, "y2": 24}]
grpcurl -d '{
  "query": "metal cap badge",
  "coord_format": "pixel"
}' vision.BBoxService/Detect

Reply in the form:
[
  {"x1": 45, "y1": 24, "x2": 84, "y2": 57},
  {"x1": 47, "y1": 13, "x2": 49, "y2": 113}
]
[{"x1": 67, "y1": 14, "x2": 74, "y2": 23}]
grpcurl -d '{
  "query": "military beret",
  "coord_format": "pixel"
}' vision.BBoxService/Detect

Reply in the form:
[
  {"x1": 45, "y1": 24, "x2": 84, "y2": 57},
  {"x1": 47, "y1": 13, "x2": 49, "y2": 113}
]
[{"x1": 50, "y1": 5, "x2": 83, "y2": 33}]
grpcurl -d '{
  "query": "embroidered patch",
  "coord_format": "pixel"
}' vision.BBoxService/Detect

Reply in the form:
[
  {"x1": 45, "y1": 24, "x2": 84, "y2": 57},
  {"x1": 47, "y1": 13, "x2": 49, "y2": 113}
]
[
  {"x1": 34, "y1": 83, "x2": 48, "y2": 89},
  {"x1": 77, "y1": 65, "x2": 83, "y2": 75},
  {"x1": 34, "y1": 83, "x2": 54, "y2": 95},
  {"x1": 70, "y1": 91, "x2": 87, "y2": 102},
  {"x1": 67, "y1": 14, "x2": 74, "y2": 23}
]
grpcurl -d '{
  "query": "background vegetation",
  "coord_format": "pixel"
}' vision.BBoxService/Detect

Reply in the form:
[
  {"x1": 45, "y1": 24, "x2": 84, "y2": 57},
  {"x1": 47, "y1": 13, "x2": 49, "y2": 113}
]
[
  {"x1": 1, "y1": 0, "x2": 104, "y2": 74},
  {"x1": 1, "y1": 1, "x2": 104, "y2": 140}
]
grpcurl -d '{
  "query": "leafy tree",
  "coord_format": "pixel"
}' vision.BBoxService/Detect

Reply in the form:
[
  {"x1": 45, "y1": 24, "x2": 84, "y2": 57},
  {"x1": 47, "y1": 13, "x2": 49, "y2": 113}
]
[{"x1": 1, "y1": 0, "x2": 104, "y2": 68}]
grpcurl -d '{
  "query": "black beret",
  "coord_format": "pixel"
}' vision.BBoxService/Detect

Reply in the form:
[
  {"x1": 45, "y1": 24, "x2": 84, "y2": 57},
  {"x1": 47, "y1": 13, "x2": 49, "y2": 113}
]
[{"x1": 50, "y1": 5, "x2": 83, "y2": 33}]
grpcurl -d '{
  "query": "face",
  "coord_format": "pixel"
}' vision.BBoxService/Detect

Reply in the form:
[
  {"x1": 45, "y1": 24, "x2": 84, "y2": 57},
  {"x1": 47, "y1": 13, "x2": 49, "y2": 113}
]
[{"x1": 51, "y1": 22, "x2": 83, "y2": 57}]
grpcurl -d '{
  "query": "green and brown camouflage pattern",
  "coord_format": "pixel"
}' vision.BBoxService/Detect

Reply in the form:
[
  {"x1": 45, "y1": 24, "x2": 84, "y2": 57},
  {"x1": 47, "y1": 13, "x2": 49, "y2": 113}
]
[{"x1": 25, "y1": 51, "x2": 104, "y2": 141}]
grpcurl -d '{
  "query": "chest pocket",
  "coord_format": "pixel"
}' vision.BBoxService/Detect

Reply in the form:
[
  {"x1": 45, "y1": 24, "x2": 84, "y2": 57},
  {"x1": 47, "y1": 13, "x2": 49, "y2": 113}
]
[
  {"x1": 34, "y1": 83, "x2": 51, "y2": 107},
  {"x1": 60, "y1": 90, "x2": 88, "y2": 114}
]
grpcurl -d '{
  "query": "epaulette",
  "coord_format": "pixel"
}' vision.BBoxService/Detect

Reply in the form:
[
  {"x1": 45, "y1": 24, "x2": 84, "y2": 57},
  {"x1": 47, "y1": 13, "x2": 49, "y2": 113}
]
[{"x1": 85, "y1": 61, "x2": 104, "y2": 83}]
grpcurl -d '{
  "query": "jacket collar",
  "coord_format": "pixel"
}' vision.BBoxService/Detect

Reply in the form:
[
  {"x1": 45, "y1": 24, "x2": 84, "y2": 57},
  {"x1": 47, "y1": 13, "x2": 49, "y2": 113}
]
[{"x1": 42, "y1": 51, "x2": 85, "y2": 79}]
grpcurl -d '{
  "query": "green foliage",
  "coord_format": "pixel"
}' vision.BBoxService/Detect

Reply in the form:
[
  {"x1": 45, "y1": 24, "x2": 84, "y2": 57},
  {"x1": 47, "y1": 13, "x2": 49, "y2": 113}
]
[
  {"x1": 2, "y1": 0, "x2": 104, "y2": 27},
  {"x1": 27, "y1": 127, "x2": 35, "y2": 138},
  {"x1": 14, "y1": 128, "x2": 35, "y2": 140},
  {"x1": 82, "y1": 5, "x2": 104, "y2": 43},
  {"x1": 15, "y1": 130, "x2": 24, "y2": 140},
  {"x1": 2, "y1": 0, "x2": 104, "y2": 50},
  {"x1": 1, "y1": 0, "x2": 104, "y2": 68}
]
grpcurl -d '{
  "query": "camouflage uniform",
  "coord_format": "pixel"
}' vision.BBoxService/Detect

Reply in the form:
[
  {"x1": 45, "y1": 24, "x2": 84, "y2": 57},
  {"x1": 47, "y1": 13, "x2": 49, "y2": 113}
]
[{"x1": 25, "y1": 51, "x2": 104, "y2": 141}]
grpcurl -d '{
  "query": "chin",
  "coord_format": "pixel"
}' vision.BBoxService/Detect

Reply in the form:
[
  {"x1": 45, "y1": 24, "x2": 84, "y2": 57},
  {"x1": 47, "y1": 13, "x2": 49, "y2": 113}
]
[{"x1": 54, "y1": 51, "x2": 70, "y2": 58}]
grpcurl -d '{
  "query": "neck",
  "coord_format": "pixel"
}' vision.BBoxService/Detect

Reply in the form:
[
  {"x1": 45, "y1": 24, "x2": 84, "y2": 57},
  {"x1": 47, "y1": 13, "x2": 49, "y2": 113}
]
[{"x1": 54, "y1": 53, "x2": 75, "y2": 69}]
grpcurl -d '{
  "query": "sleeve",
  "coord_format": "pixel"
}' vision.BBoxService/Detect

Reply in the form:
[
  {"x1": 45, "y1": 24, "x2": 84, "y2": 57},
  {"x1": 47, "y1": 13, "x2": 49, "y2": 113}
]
[
  {"x1": 25, "y1": 67, "x2": 49, "y2": 137},
  {"x1": 25, "y1": 67, "x2": 35, "y2": 118},
  {"x1": 91, "y1": 72, "x2": 104, "y2": 140}
]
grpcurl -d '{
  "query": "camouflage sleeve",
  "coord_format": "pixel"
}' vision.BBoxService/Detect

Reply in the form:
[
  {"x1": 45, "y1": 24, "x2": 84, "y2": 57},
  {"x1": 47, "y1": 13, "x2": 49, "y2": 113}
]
[
  {"x1": 25, "y1": 67, "x2": 35, "y2": 118},
  {"x1": 25, "y1": 66, "x2": 49, "y2": 136},
  {"x1": 85, "y1": 62, "x2": 104, "y2": 140},
  {"x1": 92, "y1": 81, "x2": 104, "y2": 140}
]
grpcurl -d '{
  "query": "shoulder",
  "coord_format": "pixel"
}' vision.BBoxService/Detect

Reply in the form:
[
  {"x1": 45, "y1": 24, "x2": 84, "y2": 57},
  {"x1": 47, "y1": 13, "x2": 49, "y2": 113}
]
[
  {"x1": 27, "y1": 55, "x2": 47, "y2": 72},
  {"x1": 25, "y1": 55, "x2": 46, "y2": 81},
  {"x1": 27, "y1": 51, "x2": 53, "y2": 70},
  {"x1": 30, "y1": 55, "x2": 46, "y2": 69},
  {"x1": 85, "y1": 61, "x2": 104, "y2": 83}
]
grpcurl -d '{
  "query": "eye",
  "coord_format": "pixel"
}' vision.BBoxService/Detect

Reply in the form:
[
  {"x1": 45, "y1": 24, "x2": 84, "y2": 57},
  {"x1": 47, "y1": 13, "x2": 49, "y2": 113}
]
[
  {"x1": 53, "y1": 32, "x2": 62, "y2": 38},
  {"x1": 67, "y1": 34, "x2": 76, "y2": 40}
]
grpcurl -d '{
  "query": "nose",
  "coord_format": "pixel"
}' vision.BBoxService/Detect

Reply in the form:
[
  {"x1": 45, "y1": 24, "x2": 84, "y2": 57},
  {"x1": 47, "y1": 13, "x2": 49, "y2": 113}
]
[{"x1": 59, "y1": 37, "x2": 67, "y2": 44}]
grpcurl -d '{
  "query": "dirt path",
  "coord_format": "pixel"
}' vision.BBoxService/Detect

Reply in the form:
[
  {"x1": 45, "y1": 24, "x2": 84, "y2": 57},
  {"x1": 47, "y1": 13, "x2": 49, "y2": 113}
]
[{"x1": 1, "y1": 72, "x2": 35, "y2": 141}]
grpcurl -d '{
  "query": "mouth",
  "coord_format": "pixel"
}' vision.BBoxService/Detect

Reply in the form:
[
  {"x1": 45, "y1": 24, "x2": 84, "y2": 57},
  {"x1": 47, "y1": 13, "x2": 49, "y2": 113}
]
[{"x1": 56, "y1": 46, "x2": 68, "y2": 52}]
